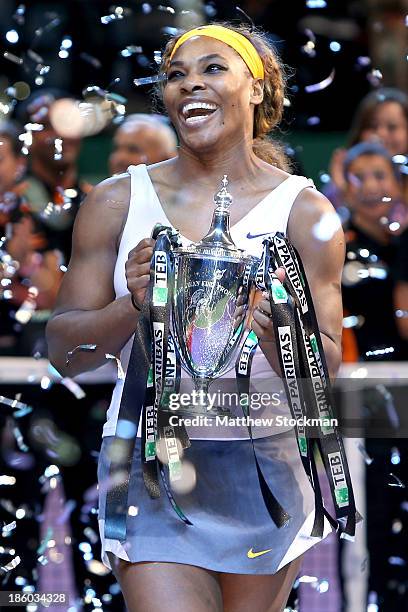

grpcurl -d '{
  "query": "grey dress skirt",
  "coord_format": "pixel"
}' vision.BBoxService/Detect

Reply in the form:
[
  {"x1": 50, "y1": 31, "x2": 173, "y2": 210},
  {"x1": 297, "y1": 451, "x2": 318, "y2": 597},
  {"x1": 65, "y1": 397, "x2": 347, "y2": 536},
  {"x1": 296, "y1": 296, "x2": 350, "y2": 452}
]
[{"x1": 97, "y1": 427, "x2": 333, "y2": 574}]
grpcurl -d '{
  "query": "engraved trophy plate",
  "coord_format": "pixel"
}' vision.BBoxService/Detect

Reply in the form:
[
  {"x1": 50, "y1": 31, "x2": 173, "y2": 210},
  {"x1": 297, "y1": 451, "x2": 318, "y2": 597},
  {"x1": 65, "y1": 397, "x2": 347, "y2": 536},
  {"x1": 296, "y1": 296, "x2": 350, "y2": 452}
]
[{"x1": 169, "y1": 176, "x2": 259, "y2": 417}]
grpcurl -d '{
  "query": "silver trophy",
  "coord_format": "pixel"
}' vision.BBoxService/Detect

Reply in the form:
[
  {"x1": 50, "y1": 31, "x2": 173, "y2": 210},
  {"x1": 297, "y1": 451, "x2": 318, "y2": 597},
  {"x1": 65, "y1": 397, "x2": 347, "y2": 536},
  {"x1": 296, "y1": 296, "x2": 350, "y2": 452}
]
[{"x1": 170, "y1": 176, "x2": 258, "y2": 417}]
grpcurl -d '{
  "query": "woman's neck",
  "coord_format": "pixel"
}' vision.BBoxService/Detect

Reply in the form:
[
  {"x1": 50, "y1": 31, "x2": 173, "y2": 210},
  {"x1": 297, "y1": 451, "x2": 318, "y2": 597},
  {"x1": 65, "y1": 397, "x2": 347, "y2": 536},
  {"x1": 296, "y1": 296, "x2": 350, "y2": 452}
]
[{"x1": 174, "y1": 138, "x2": 265, "y2": 189}]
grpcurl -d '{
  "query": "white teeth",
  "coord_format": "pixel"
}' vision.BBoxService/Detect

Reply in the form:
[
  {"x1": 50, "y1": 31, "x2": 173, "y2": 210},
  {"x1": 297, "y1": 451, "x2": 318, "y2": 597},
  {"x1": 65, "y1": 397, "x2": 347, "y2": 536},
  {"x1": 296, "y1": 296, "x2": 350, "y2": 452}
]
[
  {"x1": 182, "y1": 101, "x2": 218, "y2": 117},
  {"x1": 185, "y1": 115, "x2": 211, "y2": 124}
]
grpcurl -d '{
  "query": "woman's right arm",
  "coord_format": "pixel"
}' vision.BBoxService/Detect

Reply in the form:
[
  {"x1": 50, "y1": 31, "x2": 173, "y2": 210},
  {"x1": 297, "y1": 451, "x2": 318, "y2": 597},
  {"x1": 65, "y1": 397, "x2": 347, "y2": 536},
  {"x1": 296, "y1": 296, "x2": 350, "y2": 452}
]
[{"x1": 46, "y1": 174, "x2": 151, "y2": 377}]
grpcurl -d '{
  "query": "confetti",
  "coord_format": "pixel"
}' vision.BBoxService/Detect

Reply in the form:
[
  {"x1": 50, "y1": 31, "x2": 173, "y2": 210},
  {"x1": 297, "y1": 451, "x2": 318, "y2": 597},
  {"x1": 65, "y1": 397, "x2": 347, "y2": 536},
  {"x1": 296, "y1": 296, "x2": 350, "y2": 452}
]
[
  {"x1": 2, "y1": 521, "x2": 17, "y2": 533},
  {"x1": 101, "y1": 7, "x2": 132, "y2": 24},
  {"x1": 14, "y1": 286, "x2": 38, "y2": 324},
  {"x1": 34, "y1": 17, "x2": 61, "y2": 38},
  {"x1": 305, "y1": 69, "x2": 335, "y2": 93},
  {"x1": 12, "y1": 426, "x2": 29, "y2": 452},
  {"x1": 66, "y1": 343, "x2": 97, "y2": 365},
  {"x1": 120, "y1": 45, "x2": 143, "y2": 57},
  {"x1": 116, "y1": 419, "x2": 137, "y2": 439},
  {"x1": 357, "y1": 56, "x2": 371, "y2": 66},
  {"x1": 36, "y1": 527, "x2": 53, "y2": 555},
  {"x1": 85, "y1": 559, "x2": 110, "y2": 576},
  {"x1": 392, "y1": 154, "x2": 408, "y2": 164},
  {"x1": 84, "y1": 527, "x2": 99, "y2": 543},
  {"x1": 79, "y1": 52, "x2": 102, "y2": 68},
  {"x1": 133, "y1": 74, "x2": 166, "y2": 87},
  {"x1": 388, "y1": 556, "x2": 406, "y2": 566},
  {"x1": 0, "y1": 556, "x2": 21, "y2": 574},
  {"x1": 392, "y1": 519, "x2": 403, "y2": 534},
  {"x1": 391, "y1": 447, "x2": 400, "y2": 465},
  {"x1": 3, "y1": 52, "x2": 23, "y2": 65},
  {"x1": 306, "y1": 0, "x2": 327, "y2": 7},
  {"x1": 204, "y1": 3, "x2": 217, "y2": 17},
  {"x1": 329, "y1": 41, "x2": 341, "y2": 52},
  {"x1": 158, "y1": 5, "x2": 176, "y2": 14},
  {"x1": 356, "y1": 441, "x2": 373, "y2": 465},
  {"x1": 343, "y1": 315, "x2": 365, "y2": 329},
  {"x1": 312, "y1": 210, "x2": 341, "y2": 241},
  {"x1": 27, "y1": 49, "x2": 44, "y2": 64},
  {"x1": 161, "y1": 26, "x2": 183, "y2": 36},
  {"x1": 54, "y1": 137, "x2": 63, "y2": 161},
  {"x1": 18, "y1": 125, "x2": 34, "y2": 156},
  {"x1": 298, "y1": 574, "x2": 319, "y2": 583},
  {"x1": 105, "y1": 353, "x2": 125, "y2": 379},
  {"x1": 13, "y1": 4, "x2": 26, "y2": 26},
  {"x1": 36, "y1": 64, "x2": 50, "y2": 76},
  {"x1": 39, "y1": 465, "x2": 60, "y2": 485},
  {"x1": 0, "y1": 476, "x2": 17, "y2": 486},
  {"x1": 367, "y1": 69, "x2": 383, "y2": 87},
  {"x1": 5, "y1": 30, "x2": 19, "y2": 44},
  {"x1": 388, "y1": 473, "x2": 405, "y2": 488},
  {"x1": 301, "y1": 29, "x2": 316, "y2": 57},
  {"x1": 365, "y1": 347, "x2": 395, "y2": 357},
  {"x1": 0, "y1": 395, "x2": 32, "y2": 415},
  {"x1": 60, "y1": 377, "x2": 86, "y2": 399}
]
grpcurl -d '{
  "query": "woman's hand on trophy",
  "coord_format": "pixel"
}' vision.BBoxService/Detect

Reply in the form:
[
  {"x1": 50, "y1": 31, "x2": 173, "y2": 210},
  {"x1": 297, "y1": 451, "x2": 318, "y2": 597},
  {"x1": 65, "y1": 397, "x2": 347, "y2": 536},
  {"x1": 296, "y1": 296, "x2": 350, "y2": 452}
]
[
  {"x1": 233, "y1": 287, "x2": 246, "y2": 330},
  {"x1": 251, "y1": 267, "x2": 285, "y2": 375},
  {"x1": 126, "y1": 237, "x2": 155, "y2": 309},
  {"x1": 251, "y1": 267, "x2": 286, "y2": 342}
]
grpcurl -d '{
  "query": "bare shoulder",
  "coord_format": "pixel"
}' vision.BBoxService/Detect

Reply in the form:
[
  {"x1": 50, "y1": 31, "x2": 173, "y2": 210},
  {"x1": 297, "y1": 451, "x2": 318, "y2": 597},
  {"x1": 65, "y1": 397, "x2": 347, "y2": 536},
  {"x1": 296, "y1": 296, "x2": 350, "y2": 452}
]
[
  {"x1": 288, "y1": 185, "x2": 345, "y2": 276},
  {"x1": 74, "y1": 173, "x2": 131, "y2": 249},
  {"x1": 81, "y1": 172, "x2": 130, "y2": 213}
]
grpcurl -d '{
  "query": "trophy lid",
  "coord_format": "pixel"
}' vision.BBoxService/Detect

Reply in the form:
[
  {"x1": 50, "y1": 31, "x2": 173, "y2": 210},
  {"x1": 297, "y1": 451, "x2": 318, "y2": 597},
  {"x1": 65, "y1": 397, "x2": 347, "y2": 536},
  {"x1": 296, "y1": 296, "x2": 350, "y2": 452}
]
[
  {"x1": 214, "y1": 175, "x2": 233, "y2": 211},
  {"x1": 195, "y1": 175, "x2": 240, "y2": 254}
]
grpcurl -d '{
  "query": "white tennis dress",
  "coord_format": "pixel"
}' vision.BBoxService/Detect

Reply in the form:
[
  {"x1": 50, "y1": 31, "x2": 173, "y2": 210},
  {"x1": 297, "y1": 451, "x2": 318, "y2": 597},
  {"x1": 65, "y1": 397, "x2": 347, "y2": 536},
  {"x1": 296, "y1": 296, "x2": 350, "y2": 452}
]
[{"x1": 98, "y1": 164, "x2": 333, "y2": 571}]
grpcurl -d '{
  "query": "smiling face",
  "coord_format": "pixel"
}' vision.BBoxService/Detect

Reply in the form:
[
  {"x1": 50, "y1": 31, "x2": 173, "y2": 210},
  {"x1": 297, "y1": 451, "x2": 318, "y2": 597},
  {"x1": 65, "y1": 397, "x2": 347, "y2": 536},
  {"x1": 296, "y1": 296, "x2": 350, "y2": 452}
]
[
  {"x1": 345, "y1": 153, "x2": 401, "y2": 223},
  {"x1": 162, "y1": 36, "x2": 263, "y2": 155},
  {"x1": 364, "y1": 101, "x2": 408, "y2": 156}
]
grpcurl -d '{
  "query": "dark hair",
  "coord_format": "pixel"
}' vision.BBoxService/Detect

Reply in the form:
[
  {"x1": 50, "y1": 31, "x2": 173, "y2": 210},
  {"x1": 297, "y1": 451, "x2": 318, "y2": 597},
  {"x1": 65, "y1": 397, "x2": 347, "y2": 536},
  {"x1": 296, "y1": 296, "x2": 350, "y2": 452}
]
[
  {"x1": 0, "y1": 119, "x2": 24, "y2": 156},
  {"x1": 343, "y1": 142, "x2": 401, "y2": 182},
  {"x1": 347, "y1": 88, "x2": 408, "y2": 148},
  {"x1": 156, "y1": 22, "x2": 291, "y2": 171}
]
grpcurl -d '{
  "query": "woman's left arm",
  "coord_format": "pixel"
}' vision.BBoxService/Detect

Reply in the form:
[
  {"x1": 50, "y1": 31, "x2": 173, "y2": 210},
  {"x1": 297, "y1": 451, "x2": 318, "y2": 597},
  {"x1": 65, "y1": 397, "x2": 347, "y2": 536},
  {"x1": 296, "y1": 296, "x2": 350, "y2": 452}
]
[
  {"x1": 253, "y1": 188, "x2": 345, "y2": 380},
  {"x1": 288, "y1": 188, "x2": 345, "y2": 380}
]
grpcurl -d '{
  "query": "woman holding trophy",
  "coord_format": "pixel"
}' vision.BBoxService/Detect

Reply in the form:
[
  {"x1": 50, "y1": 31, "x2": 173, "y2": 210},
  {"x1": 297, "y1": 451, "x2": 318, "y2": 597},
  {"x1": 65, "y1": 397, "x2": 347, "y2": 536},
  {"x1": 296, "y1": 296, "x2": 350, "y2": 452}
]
[{"x1": 47, "y1": 22, "x2": 351, "y2": 612}]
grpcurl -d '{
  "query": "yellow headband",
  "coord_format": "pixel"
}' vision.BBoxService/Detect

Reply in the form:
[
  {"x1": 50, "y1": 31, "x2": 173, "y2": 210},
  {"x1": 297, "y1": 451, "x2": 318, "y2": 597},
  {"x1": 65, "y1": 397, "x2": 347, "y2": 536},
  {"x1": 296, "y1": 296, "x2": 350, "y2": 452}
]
[{"x1": 169, "y1": 25, "x2": 264, "y2": 80}]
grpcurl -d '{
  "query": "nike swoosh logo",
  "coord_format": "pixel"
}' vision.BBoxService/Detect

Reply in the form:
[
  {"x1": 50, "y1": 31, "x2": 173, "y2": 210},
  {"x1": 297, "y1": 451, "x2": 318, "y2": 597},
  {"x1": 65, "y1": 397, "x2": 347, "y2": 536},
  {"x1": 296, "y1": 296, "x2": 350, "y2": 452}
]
[
  {"x1": 247, "y1": 547, "x2": 273, "y2": 559},
  {"x1": 246, "y1": 231, "x2": 274, "y2": 240}
]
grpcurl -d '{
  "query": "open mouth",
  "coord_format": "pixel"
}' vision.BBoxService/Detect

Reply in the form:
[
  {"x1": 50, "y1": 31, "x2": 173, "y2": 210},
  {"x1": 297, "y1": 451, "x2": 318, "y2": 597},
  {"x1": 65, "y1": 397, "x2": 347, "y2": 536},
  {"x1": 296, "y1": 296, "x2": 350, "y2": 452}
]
[{"x1": 180, "y1": 101, "x2": 219, "y2": 125}]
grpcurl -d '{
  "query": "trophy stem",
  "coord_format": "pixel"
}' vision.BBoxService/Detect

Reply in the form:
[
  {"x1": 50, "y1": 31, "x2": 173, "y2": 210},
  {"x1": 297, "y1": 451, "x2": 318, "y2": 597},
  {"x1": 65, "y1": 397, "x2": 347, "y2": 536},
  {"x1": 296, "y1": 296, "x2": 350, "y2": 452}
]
[
  {"x1": 188, "y1": 376, "x2": 233, "y2": 419},
  {"x1": 194, "y1": 377, "x2": 211, "y2": 411}
]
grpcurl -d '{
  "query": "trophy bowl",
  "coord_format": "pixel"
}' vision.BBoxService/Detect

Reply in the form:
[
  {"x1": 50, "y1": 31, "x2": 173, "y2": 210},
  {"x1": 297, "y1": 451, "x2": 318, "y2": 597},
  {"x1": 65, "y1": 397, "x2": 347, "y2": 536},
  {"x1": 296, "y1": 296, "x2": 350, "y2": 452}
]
[{"x1": 167, "y1": 176, "x2": 259, "y2": 418}]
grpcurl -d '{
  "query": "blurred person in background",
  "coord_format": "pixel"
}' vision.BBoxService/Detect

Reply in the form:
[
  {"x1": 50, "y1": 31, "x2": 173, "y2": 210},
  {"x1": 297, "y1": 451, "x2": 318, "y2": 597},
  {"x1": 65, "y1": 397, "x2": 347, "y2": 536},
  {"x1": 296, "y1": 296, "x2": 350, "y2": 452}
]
[
  {"x1": 0, "y1": 120, "x2": 63, "y2": 355},
  {"x1": 394, "y1": 228, "x2": 408, "y2": 341},
  {"x1": 325, "y1": 88, "x2": 408, "y2": 224},
  {"x1": 108, "y1": 113, "x2": 177, "y2": 175},
  {"x1": 18, "y1": 89, "x2": 92, "y2": 267},
  {"x1": 340, "y1": 141, "x2": 408, "y2": 612},
  {"x1": 341, "y1": 141, "x2": 407, "y2": 363}
]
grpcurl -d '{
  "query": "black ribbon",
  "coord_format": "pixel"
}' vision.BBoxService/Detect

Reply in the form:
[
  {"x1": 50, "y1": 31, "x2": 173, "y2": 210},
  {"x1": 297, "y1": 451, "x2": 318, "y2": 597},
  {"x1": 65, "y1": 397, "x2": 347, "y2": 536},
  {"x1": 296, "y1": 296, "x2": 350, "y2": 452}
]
[{"x1": 271, "y1": 233, "x2": 357, "y2": 538}]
